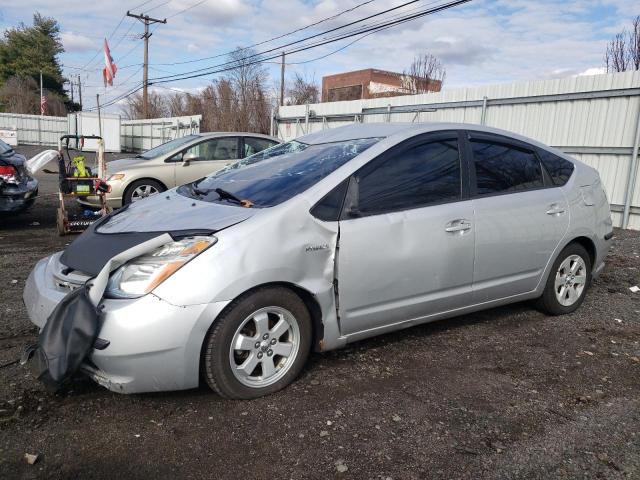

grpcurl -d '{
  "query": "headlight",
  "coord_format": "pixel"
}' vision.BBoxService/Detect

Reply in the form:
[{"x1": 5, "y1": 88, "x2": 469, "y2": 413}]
[
  {"x1": 108, "y1": 173, "x2": 125, "y2": 181},
  {"x1": 106, "y1": 236, "x2": 216, "y2": 298}
]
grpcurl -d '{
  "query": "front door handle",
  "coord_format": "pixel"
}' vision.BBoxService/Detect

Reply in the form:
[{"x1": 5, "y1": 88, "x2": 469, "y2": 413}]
[
  {"x1": 546, "y1": 203, "x2": 566, "y2": 216},
  {"x1": 445, "y1": 219, "x2": 472, "y2": 233}
]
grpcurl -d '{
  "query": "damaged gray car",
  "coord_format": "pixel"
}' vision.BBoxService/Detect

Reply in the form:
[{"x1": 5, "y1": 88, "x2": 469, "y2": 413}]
[
  {"x1": 0, "y1": 139, "x2": 38, "y2": 213},
  {"x1": 23, "y1": 123, "x2": 613, "y2": 399}
]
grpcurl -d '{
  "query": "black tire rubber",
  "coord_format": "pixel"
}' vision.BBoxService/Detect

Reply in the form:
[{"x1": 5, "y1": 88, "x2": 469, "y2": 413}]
[
  {"x1": 535, "y1": 243, "x2": 592, "y2": 316},
  {"x1": 122, "y1": 179, "x2": 165, "y2": 205},
  {"x1": 202, "y1": 287, "x2": 312, "y2": 399}
]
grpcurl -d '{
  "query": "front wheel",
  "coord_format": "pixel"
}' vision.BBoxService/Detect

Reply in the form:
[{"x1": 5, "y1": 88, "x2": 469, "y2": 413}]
[
  {"x1": 202, "y1": 287, "x2": 312, "y2": 399},
  {"x1": 536, "y1": 243, "x2": 592, "y2": 315},
  {"x1": 123, "y1": 179, "x2": 165, "y2": 205}
]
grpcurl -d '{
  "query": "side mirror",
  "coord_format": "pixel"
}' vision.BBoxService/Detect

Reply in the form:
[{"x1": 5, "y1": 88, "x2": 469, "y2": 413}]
[
  {"x1": 183, "y1": 152, "x2": 198, "y2": 166},
  {"x1": 346, "y1": 206, "x2": 362, "y2": 218},
  {"x1": 342, "y1": 176, "x2": 361, "y2": 219}
]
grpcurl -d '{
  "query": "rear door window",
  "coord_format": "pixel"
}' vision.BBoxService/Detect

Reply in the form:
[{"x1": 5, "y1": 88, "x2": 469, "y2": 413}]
[
  {"x1": 471, "y1": 140, "x2": 543, "y2": 195},
  {"x1": 356, "y1": 137, "x2": 462, "y2": 215},
  {"x1": 537, "y1": 149, "x2": 574, "y2": 186}
]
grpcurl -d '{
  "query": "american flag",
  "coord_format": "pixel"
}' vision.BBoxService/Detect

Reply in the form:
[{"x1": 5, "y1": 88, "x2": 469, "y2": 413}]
[
  {"x1": 40, "y1": 94, "x2": 47, "y2": 115},
  {"x1": 102, "y1": 38, "x2": 117, "y2": 87}
]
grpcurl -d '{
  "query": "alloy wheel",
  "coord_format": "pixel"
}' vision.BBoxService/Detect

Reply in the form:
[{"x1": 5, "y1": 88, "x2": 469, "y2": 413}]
[
  {"x1": 554, "y1": 254, "x2": 587, "y2": 306},
  {"x1": 229, "y1": 306, "x2": 300, "y2": 388},
  {"x1": 131, "y1": 184, "x2": 159, "y2": 202}
]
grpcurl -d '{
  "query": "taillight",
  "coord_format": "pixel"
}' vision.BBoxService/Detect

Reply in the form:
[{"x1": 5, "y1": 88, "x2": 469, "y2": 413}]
[{"x1": 0, "y1": 165, "x2": 18, "y2": 183}]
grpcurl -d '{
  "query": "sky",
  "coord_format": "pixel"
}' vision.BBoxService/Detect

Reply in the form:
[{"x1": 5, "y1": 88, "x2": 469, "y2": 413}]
[{"x1": 0, "y1": 0, "x2": 638, "y2": 113}]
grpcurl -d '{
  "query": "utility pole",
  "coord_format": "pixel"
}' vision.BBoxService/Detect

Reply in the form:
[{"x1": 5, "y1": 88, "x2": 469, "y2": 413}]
[
  {"x1": 280, "y1": 52, "x2": 286, "y2": 107},
  {"x1": 77, "y1": 75, "x2": 83, "y2": 111},
  {"x1": 39, "y1": 71, "x2": 43, "y2": 116},
  {"x1": 126, "y1": 11, "x2": 167, "y2": 119},
  {"x1": 96, "y1": 94, "x2": 103, "y2": 138}
]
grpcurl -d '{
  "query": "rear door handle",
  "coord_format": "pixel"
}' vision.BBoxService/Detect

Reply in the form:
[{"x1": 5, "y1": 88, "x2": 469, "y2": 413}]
[
  {"x1": 546, "y1": 204, "x2": 566, "y2": 216},
  {"x1": 445, "y1": 219, "x2": 472, "y2": 233}
]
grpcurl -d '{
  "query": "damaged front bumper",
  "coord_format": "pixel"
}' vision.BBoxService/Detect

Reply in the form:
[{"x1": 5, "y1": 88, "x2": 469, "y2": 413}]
[
  {"x1": 24, "y1": 253, "x2": 230, "y2": 393},
  {"x1": 0, "y1": 178, "x2": 38, "y2": 212}
]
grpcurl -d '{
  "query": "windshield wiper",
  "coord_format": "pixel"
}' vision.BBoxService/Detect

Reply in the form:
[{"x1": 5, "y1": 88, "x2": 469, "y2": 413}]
[
  {"x1": 215, "y1": 187, "x2": 253, "y2": 208},
  {"x1": 215, "y1": 187, "x2": 242, "y2": 203}
]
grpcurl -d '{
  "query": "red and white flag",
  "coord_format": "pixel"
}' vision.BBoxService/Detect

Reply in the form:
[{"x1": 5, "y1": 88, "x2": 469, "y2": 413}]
[
  {"x1": 40, "y1": 94, "x2": 47, "y2": 115},
  {"x1": 102, "y1": 38, "x2": 117, "y2": 87}
]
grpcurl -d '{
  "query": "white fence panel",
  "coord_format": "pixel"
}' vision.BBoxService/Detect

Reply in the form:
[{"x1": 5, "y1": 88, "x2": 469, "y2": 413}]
[
  {"x1": 0, "y1": 112, "x2": 67, "y2": 146},
  {"x1": 67, "y1": 112, "x2": 122, "y2": 152},
  {"x1": 121, "y1": 115, "x2": 201, "y2": 152},
  {"x1": 276, "y1": 71, "x2": 640, "y2": 229}
]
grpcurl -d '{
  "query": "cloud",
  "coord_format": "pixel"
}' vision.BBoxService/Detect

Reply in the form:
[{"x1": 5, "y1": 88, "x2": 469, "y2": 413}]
[
  {"x1": 578, "y1": 67, "x2": 607, "y2": 76},
  {"x1": 165, "y1": 0, "x2": 249, "y2": 25},
  {"x1": 0, "y1": 0, "x2": 636, "y2": 113},
  {"x1": 60, "y1": 31, "x2": 95, "y2": 52}
]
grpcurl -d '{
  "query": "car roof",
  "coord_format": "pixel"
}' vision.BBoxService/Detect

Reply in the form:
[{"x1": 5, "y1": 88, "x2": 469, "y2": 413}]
[
  {"x1": 296, "y1": 122, "x2": 555, "y2": 152},
  {"x1": 199, "y1": 132, "x2": 280, "y2": 141}
]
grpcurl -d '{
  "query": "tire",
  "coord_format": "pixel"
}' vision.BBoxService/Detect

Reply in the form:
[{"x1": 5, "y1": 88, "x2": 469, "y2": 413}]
[
  {"x1": 122, "y1": 179, "x2": 165, "y2": 205},
  {"x1": 202, "y1": 287, "x2": 312, "y2": 399},
  {"x1": 535, "y1": 243, "x2": 592, "y2": 315}
]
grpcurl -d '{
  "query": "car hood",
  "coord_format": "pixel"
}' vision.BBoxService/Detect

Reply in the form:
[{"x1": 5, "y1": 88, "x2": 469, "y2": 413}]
[
  {"x1": 60, "y1": 189, "x2": 257, "y2": 275},
  {"x1": 97, "y1": 188, "x2": 255, "y2": 233},
  {"x1": 106, "y1": 157, "x2": 147, "y2": 174}
]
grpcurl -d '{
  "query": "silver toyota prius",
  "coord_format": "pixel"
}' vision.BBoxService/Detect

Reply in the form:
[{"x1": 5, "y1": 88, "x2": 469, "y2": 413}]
[{"x1": 23, "y1": 123, "x2": 613, "y2": 399}]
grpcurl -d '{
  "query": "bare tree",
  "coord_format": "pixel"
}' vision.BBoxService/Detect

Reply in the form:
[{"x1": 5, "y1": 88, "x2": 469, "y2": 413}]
[
  {"x1": 121, "y1": 90, "x2": 168, "y2": 119},
  {"x1": 287, "y1": 72, "x2": 320, "y2": 105},
  {"x1": 119, "y1": 47, "x2": 274, "y2": 133},
  {"x1": 225, "y1": 47, "x2": 273, "y2": 133},
  {"x1": 402, "y1": 53, "x2": 446, "y2": 94},
  {"x1": 630, "y1": 16, "x2": 640, "y2": 71},
  {"x1": 0, "y1": 74, "x2": 66, "y2": 115},
  {"x1": 606, "y1": 32, "x2": 628, "y2": 72},
  {"x1": 605, "y1": 16, "x2": 640, "y2": 72}
]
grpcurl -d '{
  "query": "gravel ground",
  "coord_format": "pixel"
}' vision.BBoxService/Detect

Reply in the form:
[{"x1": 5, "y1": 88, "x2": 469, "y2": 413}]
[{"x1": 1, "y1": 146, "x2": 639, "y2": 479}]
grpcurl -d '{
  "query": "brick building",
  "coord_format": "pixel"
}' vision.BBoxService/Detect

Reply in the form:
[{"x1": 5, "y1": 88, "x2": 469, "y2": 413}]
[{"x1": 321, "y1": 68, "x2": 442, "y2": 103}]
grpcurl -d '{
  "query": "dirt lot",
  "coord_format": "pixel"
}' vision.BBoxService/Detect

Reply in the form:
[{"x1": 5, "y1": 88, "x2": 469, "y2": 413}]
[{"x1": 1, "y1": 146, "x2": 639, "y2": 479}]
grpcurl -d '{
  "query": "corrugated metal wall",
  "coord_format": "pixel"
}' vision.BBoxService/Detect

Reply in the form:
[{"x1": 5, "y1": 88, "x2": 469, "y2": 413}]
[
  {"x1": 121, "y1": 115, "x2": 201, "y2": 152},
  {"x1": 0, "y1": 113, "x2": 203, "y2": 154},
  {"x1": 276, "y1": 71, "x2": 640, "y2": 229},
  {"x1": 0, "y1": 112, "x2": 68, "y2": 146}
]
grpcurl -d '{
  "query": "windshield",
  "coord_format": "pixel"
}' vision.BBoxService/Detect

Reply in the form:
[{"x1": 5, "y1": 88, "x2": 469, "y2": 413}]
[
  {"x1": 177, "y1": 138, "x2": 379, "y2": 208},
  {"x1": 138, "y1": 135, "x2": 200, "y2": 159},
  {"x1": 216, "y1": 140, "x2": 307, "y2": 175}
]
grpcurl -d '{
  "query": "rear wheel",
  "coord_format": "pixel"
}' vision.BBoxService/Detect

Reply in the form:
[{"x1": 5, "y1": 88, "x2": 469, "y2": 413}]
[
  {"x1": 202, "y1": 287, "x2": 312, "y2": 399},
  {"x1": 536, "y1": 243, "x2": 591, "y2": 315},
  {"x1": 123, "y1": 179, "x2": 165, "y2": 205}
]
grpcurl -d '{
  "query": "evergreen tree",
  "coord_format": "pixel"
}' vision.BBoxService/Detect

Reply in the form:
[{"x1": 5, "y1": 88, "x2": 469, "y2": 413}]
[{"x1": 0, "y1": 12, "x2": 67, "y2": 100}]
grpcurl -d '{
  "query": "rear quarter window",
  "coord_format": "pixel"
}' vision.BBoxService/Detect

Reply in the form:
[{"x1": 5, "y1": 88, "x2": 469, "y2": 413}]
[{"x1": 537, "y1": 149, "x2": 575, "y2": 186}]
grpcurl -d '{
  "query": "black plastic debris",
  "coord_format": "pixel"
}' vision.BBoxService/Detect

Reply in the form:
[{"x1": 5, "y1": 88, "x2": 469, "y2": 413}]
[{"x1": 24, "y1": 284, "x2": 100, "y2": 391}]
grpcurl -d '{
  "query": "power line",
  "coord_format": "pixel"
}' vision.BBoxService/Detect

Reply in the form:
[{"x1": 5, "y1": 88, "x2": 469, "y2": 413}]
[
  {"x1": 148, "y1": 0, "x2": 429, "y2": 79},
  {"x1": 87, "y1": 0, "x2": 472, "y2": 110},
  {"x1": 149, "y1": 0, "x2": 470, "y2": 84},
  {"x1": 166, "y1": 0, "x2": 208, "y2": 19},
  {"x1": 152, "y1": 0, "x2": 379, "y2": 66}
]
